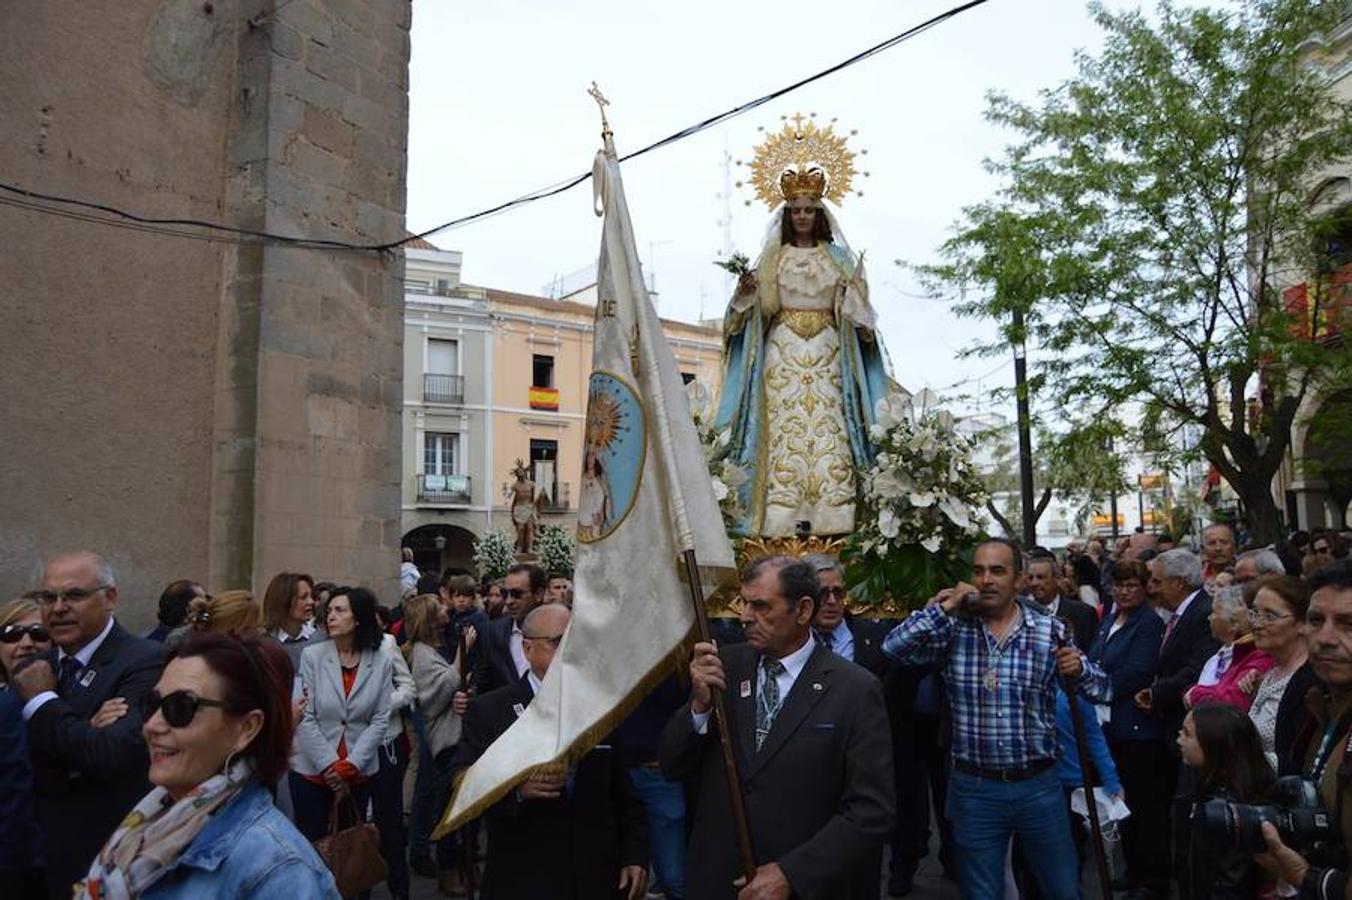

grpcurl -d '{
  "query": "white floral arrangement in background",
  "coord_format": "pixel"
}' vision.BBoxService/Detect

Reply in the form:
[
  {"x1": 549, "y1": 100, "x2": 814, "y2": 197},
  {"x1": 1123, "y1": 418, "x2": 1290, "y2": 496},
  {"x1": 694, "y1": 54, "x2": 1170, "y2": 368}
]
[
  {"x1": 687, "y1": 379, "x2": 749, "y2": 532},
  {"x1": 536, "y1": 524, "x2": 576, "y2": 578},
  {"x1": 472, "y1": 529, "x2": 517, "y2": 581},
  {"x1": 844, "y1": 392, "x2": 989, "y2": 609}
]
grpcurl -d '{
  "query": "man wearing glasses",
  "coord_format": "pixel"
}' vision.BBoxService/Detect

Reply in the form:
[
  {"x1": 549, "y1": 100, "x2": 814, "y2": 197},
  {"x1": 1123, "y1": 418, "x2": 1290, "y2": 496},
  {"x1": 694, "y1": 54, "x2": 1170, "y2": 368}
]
[
  {"x1": 10, "y1": 551, "x2": 166, "y2": 900},
  {"x1": 451, "y1": 604, "x2": 651, "y2": 900},
  {"x1": 480, "y1": 562, "x2": 547, "y2": 694}
]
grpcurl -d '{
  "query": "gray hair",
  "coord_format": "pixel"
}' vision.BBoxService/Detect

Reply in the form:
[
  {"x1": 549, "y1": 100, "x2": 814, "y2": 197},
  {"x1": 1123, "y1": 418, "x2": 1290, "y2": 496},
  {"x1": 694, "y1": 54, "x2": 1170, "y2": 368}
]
[
  {"x1": 802, "y1": 553, "x2": 843, "y2": 577},
  {"x1": 1238, "y1": 548, "x2": 1285, "y2": 578},
  {"x1": 1155, "y1": 549, "x2": 1203, "y2": 589},
  {"x1": 43, "y1": 551, "x2": 116, "y2": 589},
  {"x1": 1211, "y1": 585, "x2": 1250, "y2": 632}
]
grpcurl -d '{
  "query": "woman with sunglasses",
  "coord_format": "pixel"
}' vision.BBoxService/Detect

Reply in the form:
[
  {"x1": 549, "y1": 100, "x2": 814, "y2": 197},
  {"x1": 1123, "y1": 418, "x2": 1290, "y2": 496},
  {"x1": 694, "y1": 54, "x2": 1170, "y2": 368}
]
[
  {"x1": 75, "y1": 632, "x2": 337, "y2": 899},
  {"x1": 292, "y1": 587, "x2": 394, "y2": 886},
  {"x1": 0, "y1": 596, "x2": 51, "y2": 683},
  {"x1": 0, "y1": 598, "x2": 45, "y2": 897}
]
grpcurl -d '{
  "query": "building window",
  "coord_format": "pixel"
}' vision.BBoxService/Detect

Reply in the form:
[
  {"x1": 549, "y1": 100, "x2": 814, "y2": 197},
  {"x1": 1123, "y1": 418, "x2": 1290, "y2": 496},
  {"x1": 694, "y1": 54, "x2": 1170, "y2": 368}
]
[
  {"x1": 424, "y1": 432, "x2": 459, "y2": 476},
  {"x1": 680, "y1": 372, "x2": 696, "y2": 385},
  {"x1": 532, "y1": 354, "x2": 555, "y2": 389},
  {"x1": 428, "y1": 339, "x2": 459, "y2": 375}
]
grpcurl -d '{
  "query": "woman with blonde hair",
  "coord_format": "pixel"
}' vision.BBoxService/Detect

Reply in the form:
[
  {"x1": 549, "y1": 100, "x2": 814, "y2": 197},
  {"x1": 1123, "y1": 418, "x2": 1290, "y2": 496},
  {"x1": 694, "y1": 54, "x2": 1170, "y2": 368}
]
[
  {"x1": 0, "y1": 597, "x2": 50, "y2": 685},
  {"x1": 168, "y1": 591, "x2": 262, "y2": 647},
  {"x1": 403, "y1": 593, "x2": 475, "y2": 891}
]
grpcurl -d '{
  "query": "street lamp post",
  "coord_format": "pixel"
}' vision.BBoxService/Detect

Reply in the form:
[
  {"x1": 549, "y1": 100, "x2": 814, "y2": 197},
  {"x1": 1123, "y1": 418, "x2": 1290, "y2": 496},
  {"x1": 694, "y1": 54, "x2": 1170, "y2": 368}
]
[{"x1": 1012, "y1": 308, "x2": 1037, "y2": 548}]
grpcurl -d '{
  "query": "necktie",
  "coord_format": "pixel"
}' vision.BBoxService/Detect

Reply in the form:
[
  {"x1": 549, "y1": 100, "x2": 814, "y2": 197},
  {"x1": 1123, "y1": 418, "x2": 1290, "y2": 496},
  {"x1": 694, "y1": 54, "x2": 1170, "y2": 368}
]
[
  {"x1": 58, "y1": 657, "x2": 83, "y2": 695},
  {"x1": 1162, "y1": 612, "x2": 1181, "y2": 655},
  {"x1": 755, "y1": 658, "x2": 786, "y2": 751},
  {"x1": 818, "y1": 629, "x2": 835, "y2": 652}
]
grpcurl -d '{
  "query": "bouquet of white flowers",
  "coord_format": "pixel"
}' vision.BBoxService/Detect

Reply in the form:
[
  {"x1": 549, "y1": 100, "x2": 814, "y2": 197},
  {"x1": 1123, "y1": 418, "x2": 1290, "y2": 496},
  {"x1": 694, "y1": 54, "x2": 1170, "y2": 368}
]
[
  {"x1": 472, "y1": 529, "x2": 517, "y2": 581},
  {"x1": 844, "y1": 393, "x2": 988, "y2": 610},
  {"x1": 536, "y1": 524, "x2": 576, "y2": 578}
]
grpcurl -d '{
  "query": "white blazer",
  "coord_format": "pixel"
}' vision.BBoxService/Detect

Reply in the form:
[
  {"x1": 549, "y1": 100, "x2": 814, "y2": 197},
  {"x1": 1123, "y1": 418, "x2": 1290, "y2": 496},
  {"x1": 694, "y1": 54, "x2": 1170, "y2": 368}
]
[{"x1": 294, "y1": 641, "x2": 393, "y2": 777}]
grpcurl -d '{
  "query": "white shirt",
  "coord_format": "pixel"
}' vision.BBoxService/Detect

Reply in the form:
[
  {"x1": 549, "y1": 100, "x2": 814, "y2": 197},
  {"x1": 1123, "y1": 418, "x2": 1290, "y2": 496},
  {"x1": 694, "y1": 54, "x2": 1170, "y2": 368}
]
[
  {"x1": 23, "y1": 615, "x2": 116, "y2": 720},
  {"x1": 527, "y1": 671, "x2": 543, "y2": 696},
  {"x1": 1173, "y1": 589, "x2": 1202, "y2": 623},
  {"x1": 692, "y1": 633, "x2": 817, "y2": 734},
  {"x1": 510, "y1": 623, "x2": 529, "y2": 677},
  {"x1": 274, "y1": 621, "x2": 316, "y2": 644}
]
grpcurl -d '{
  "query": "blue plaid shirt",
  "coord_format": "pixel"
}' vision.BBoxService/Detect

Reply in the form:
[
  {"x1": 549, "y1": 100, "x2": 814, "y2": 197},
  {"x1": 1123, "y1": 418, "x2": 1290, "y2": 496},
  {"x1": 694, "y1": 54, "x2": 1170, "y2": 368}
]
[{"x1": 883, "y1": 601, "x2": 1110, "y2": 770}]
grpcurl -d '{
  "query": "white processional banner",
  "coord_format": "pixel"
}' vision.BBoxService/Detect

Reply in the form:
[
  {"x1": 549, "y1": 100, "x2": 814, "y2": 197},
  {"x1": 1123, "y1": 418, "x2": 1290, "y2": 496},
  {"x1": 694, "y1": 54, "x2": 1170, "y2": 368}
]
[{"x1": 437, "y1": 136, "x2": 736, "y2": 834}]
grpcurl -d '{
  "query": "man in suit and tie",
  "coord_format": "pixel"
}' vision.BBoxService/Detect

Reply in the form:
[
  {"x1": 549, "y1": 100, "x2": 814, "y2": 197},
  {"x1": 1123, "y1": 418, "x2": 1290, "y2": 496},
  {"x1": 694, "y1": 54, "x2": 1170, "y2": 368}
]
[
  {"x1": 1134, "y1": 548, "x2": 1219, "y2": 900},
  {"x1": 805, "y1": 552, "x2": 910, "y2": 899},
  {"x1": 1026, "y1": 554, "x2": 1099, "y2": 651},
  {"x1": 12, "y1": 552, "x2": 167, "y2": 899},
  {"x1": 451, "y1": 604, "x2": 650, "y2": 900},
  {"x1": 478, "y1": 562, "x2": 545, "y2": 694},
  {"x1": 661, "y1": 555, "x2": 895, "y2": 900}
]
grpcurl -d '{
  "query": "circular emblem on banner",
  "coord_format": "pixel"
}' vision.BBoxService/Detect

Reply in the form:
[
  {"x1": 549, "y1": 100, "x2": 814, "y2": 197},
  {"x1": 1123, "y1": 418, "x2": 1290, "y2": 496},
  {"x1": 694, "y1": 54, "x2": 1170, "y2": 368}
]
[{"x1": 577, "y1": 370, "x2": 645, "y2": 544}]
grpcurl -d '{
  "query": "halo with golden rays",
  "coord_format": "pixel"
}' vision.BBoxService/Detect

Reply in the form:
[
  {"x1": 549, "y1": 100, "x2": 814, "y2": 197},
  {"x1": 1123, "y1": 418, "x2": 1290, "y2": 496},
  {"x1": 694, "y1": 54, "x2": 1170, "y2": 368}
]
[
  {"x1": 585, "y1": 387, "x2": 626, "y2": 452},
  {"x1": 736, "y1": 112, "x2": 869, "y2": 209}
]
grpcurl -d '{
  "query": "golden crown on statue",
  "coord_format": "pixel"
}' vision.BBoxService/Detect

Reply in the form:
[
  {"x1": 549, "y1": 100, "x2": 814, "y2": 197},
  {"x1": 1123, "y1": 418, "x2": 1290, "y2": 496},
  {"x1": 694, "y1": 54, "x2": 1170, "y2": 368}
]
[{"x1": 738, "y1": 112, "x2": 868, "y2": 209}]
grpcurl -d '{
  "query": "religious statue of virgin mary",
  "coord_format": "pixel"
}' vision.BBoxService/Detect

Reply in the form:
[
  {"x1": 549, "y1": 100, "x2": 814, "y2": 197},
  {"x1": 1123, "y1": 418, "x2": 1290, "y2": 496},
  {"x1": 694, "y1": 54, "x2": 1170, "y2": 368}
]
[{"x1": 715, "y1": 115, "x2": 893, "y2": 538}]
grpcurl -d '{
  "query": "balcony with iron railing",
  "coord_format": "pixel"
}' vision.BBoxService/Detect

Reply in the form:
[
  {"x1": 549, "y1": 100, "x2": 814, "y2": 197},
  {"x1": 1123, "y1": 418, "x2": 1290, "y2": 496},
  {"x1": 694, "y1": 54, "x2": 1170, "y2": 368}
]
[
  {"x1": 424, "y1": 373, "x2": 465, "y2": 404},
  {"x1": 417, "y1": 473, "x2": 472, "y2": 505}
]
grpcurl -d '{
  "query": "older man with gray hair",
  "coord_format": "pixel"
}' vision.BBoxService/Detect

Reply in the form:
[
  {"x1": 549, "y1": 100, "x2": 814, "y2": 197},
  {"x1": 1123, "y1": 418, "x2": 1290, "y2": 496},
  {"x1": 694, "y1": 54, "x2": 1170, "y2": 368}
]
[{"x1": 1234, "y1": 547, "x2": 1287, "y2": 585}]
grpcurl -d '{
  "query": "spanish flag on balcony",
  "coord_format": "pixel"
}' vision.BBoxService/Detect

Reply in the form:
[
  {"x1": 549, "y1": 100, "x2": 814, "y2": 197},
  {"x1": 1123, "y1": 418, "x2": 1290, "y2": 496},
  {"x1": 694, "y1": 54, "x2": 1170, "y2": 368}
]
[{"x1": 528, "y1": 385, "x2": 559, "y2": 410}]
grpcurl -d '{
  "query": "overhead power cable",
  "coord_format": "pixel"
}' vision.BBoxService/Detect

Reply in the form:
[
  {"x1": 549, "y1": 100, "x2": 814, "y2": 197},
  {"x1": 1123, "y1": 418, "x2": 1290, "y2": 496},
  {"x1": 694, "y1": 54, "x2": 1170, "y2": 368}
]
[{"x1": 0, "y1": 0, "x2": 992, "y2": 253}]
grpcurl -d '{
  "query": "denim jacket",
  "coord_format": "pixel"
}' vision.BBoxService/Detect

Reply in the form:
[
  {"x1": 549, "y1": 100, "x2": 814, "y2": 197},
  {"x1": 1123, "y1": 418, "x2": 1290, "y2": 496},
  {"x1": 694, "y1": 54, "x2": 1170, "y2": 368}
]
[{"x1": 143, "y1": 782, "x2": 338, "y2": 899}]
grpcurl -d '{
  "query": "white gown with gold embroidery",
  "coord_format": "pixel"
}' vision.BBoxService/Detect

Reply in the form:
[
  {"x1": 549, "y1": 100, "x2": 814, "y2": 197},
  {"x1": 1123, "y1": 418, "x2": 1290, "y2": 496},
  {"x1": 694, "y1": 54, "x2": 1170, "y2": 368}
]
[{"x1": 758, "y1": 244, "x2": 860, "y2": 536}]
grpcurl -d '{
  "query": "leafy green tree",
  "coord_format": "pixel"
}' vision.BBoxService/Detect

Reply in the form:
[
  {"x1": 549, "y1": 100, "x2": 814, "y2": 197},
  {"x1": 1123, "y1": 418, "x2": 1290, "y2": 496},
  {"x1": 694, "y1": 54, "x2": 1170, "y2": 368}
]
[{"x1": 921, "y1": 0, "x2": 1352, "y2": 543}]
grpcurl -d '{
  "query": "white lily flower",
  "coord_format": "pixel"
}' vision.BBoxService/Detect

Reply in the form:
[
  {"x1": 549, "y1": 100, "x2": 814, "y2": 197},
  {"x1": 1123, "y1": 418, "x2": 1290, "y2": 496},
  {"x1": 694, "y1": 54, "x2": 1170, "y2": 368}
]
[
  {"x1": 878, "y1": 508, "x2": 900, "y2": 539},
  {"x1": 871, "y1": 470, "x2": 907, "y2": 500},
  {"x1": 875, "y1": 392, "x2": 914, "y2": 430},
  {"x1": 939, "y1": 496, "x2": 971, "y2": 530},
  {"x1": 711, "y1": 478, "x2": 729, "y2": 501},
  {"x1": 909, "y1": 490, "x2": 936, "y2": 508},
  {"x1": 921, "y1": 534, "x2": 943, "y2": 553}
]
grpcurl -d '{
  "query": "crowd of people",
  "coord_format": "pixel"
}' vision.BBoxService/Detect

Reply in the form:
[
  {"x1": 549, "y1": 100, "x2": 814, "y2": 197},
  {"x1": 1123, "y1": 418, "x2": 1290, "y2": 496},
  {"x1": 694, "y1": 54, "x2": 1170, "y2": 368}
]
[{"x1": 3, "y1": 523, "x2": 1352, "y2": 900}]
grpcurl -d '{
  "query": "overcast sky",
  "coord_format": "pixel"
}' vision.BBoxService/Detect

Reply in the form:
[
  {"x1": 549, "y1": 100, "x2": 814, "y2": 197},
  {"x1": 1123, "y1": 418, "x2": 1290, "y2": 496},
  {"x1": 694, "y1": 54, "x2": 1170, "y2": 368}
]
[{"x1": 405, "y1": 0, "x2": 1118, "y2": 413}]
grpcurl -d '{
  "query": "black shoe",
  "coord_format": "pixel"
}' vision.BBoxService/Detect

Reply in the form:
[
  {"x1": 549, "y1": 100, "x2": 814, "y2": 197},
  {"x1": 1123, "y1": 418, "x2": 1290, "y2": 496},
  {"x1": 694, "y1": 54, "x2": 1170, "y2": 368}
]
[{"x1": 409, "y1": 855, "x2": 436, "y2": 878}]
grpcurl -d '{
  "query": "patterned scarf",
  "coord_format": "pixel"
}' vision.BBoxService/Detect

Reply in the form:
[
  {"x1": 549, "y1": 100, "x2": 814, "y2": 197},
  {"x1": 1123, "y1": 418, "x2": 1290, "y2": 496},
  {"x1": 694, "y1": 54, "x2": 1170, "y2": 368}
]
[{"x1": 75, "y1": 757, "x2": 254, "y2": 900}]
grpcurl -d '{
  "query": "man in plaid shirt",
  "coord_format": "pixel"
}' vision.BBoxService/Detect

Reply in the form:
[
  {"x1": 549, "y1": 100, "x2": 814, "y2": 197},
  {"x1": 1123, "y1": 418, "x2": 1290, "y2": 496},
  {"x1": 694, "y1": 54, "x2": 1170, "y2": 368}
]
[{"x1": 883, "y1": 538, "x2": 1109, "y2": 900}]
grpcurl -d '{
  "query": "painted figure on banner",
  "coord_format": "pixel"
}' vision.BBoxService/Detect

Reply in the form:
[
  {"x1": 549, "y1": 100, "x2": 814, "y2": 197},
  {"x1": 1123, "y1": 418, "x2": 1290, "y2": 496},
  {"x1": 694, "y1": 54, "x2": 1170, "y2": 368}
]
[
  {"x1": 716, "y1": 114, "x2": 894, "y2": 539},
  {"x1": 508, "y1": 459, "x2": 542, "y2": 554},
  {"x1": 576, "y1": 371, "x2": 644, "y2": 545}
]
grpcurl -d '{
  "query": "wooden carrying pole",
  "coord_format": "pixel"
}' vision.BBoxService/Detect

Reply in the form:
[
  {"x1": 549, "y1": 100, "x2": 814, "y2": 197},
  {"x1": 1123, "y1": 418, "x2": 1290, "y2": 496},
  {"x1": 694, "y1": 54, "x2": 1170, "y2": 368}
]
[
  {"x1": 682, "y1": 548, "x2": 758, "y2": 882},
  {"x1": 1060, "y1": 665, "x2": 1114, "y2": 899}
]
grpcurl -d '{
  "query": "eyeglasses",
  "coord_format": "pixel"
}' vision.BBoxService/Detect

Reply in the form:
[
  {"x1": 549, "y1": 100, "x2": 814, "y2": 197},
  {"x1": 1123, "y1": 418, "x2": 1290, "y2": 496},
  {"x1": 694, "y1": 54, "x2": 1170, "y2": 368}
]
[
  {"x1": 522, "y1": 633, "x2": 564, "y2": 646},
  {"x1": 821, "y1": 587, "x2": 848, "y2": 601},
  {"x1": 29, "y1": 585, "x2": 111, "y2": 607},
  {"x1": 1246, "y1": 609, "x2": 1294, "y2": 625},
  {"x1": 0, "y1": 624, "x2": 49, "y2": 644},
  {"x1": 142, "y1": 690, "x2": 231, "y2": 728}
]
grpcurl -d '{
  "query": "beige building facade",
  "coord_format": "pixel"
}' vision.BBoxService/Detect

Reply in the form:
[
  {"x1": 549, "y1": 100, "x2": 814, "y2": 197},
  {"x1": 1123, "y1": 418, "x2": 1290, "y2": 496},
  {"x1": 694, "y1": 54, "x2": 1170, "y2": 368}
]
[{"x1": 400, "y1": 252, "x2": 723, "y2": 575}]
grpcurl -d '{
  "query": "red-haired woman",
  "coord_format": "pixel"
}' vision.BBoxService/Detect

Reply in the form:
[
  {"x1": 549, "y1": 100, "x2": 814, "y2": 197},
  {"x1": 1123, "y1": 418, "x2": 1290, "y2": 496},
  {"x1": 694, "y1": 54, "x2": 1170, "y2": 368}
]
[{"x1": 76, "y1": 632, "x2": 338, "y2": 898}]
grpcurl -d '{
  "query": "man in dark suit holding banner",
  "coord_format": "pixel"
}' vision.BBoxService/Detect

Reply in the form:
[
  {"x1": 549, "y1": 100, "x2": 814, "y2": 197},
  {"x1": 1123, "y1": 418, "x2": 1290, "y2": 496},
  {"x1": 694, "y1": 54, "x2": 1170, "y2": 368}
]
[
  {"x1": 12, "y1": 552, "x2": 166, "y2": 899},
  {"x1": 661, "y1": 556, "x2": 895, "y2": 900}
]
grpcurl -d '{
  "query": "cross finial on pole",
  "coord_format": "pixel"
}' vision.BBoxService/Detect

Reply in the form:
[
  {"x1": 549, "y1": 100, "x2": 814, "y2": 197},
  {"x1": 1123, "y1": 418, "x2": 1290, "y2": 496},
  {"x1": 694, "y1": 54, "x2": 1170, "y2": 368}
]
[{"x1": 588, "y1": 81, "x2": 612, "y2": 138}]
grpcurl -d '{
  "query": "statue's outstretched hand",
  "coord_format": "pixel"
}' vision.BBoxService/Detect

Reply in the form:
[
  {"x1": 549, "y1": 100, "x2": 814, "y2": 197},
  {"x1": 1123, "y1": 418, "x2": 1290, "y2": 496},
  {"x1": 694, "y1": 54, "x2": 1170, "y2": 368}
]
[{"x1": 736, "y1": 272, "x2": 757, "y2": 297}]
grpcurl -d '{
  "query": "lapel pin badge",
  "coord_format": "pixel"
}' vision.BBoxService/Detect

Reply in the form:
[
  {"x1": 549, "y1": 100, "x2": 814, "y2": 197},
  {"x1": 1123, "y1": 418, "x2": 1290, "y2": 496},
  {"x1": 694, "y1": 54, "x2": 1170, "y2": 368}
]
[
  {"x1": 812, "y1": 682, "x2": 823, "y2": 691},
  {"x1": 739, "y1": 679, "x2": 752, "y2": 698},
  {"x1": 512, "y1": 702, "x2": 525, "y2": 717},
  {"x1": 79, "y1": 669, "x2": 97, "y2": 688}
]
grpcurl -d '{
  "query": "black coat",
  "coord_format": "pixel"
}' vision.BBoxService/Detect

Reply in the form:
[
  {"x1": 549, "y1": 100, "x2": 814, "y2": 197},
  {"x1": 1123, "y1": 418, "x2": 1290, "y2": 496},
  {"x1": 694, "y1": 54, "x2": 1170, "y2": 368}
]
[
  {"x1": 660, "y1": 641, "x2": 895, "y2": 900},
  {"x1": 0, "y1": 688, "x2": 40, "y2": 875},
  {"x1": 26, "y1": 622, "x2": 166, "y2": 899},
  {"x1": 1152, "y1": 591, "x2": 1220, "y2": 739},
  {"x1": 450, "y1": 675, "x2": 648, "y2": 900},
  {"x1": 1275, "y1": 663, "x2": 1319, "y2": 777},
  {"x1": 477, "y1": 616, "x2": 521, "y2": 695},
  {"x1": 1054, "y1": 596, "x2": 1100, "y2": 652}
]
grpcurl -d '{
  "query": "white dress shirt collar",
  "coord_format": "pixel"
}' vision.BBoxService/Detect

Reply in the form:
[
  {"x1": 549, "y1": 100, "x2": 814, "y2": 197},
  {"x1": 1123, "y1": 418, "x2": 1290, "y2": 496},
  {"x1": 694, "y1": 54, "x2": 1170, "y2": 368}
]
[
  {"x1": 768, "y1": 631, "x2": 817, "y2": 682},
  {"x1": 59, "y1": 615, "x2": 116, "y2": 667},
  {"x1": 527, "y1": 670, "x2": 543, "y2": 696},
  {"x1": 1174, "y1": 588, "x2": 1202, "y2": 621}
]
